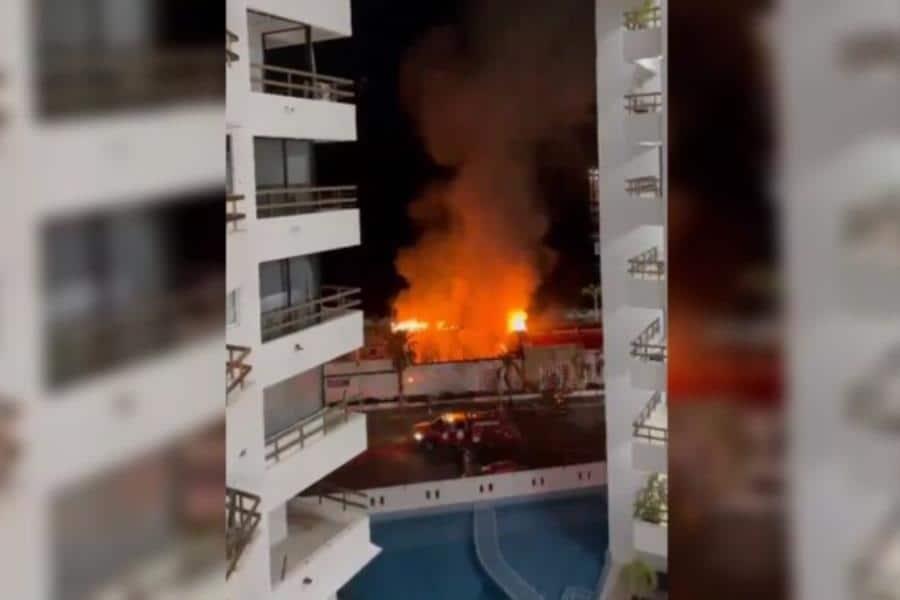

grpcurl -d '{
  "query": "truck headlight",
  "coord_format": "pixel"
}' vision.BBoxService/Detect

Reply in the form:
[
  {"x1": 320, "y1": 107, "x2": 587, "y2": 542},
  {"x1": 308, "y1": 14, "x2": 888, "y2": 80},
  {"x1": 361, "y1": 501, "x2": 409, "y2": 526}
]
[{"x1": 413, "y1": 432, "x2": 424, "y2": 442}]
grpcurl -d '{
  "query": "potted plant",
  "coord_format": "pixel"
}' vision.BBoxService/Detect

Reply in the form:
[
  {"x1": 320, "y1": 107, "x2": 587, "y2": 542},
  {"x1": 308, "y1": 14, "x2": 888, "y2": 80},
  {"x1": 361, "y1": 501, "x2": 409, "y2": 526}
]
[
  {"x1": 620, "y1": 558, "x2": 658, "y2": 599},
  {"x1": 634, "y1": 473, "x2": 668, "y2": 525}
]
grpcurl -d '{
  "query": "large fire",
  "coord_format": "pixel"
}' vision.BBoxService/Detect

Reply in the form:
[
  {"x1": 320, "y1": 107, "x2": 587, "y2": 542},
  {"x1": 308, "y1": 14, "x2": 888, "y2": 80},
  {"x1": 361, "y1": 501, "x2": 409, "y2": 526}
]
[
  {"x1": 391, "y1": 309, "x2": 528, "y2": 363},
  {"x1": 507, "y1": 310, "x2": 528, "y2": 333}
]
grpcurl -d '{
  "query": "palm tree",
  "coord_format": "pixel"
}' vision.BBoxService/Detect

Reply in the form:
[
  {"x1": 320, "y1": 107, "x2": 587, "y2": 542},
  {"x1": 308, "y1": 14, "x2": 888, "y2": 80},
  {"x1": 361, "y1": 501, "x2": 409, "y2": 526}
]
[
  {"x1": 386, "y1": 330, "x2": 416, "y2": 404},
  {"x1": 498, "y1": 352, "x2": 526, "y2": 395},
  {"x1": 581, "y1": 283, "x2": 602, "y2": 322}
]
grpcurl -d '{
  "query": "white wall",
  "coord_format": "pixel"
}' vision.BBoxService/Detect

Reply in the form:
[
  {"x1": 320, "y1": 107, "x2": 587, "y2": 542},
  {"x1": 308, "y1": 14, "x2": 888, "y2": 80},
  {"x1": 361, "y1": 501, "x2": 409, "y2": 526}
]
[
  {"x1": 596, "y1": 0, "x2": 667, "y2": 568},
  {"x1": 252, "y1": 209, "x2": 361, "y2": 263},
  {"x1": 263, "y1": 367, "x2": 323, "y2": 438},
  {"x1": 262, "y1": 412, "x2": 367, "y2": 510},
  {"x1": 364, "y1": 462, "x2": 607, "y2": 515},
  {"x1": 248, "y1": 94, "x2": 357, "y2": 143},
  {"x1": 247, "y1": 0, "x2": 353, "y2": 38},
  {"x1": 256, "y1": 310, "x2": 364, "y2": 388}
]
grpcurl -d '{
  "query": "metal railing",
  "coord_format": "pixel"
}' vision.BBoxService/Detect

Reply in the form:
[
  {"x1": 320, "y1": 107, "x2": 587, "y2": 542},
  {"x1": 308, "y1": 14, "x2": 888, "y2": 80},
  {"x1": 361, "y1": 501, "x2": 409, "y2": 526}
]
[
  {"x1": 226, "y1": 194, "x2": 245, "y2": 229},
  {"x1": 265, "y1": 396, "x2": 353, "y2": 464},
  {"x1": 301, "y1": 482, "x2": 369, "y2": 511},
  {"x1": 261, "y1": 285, "x2": 361, "y2": 343},
  {"x1": 630, "y1": 317, "x2": 666, "y2": 362},
  {"x1": 39, "y1": 48, "x2": 221, "y2": 117},
  {"x1": 226, "y1": 30, "x2": 239, "y2": 65},
  {"x1": 226, "y1": 488, "x2": 262, "y2": 579},
  {"x1": 250, "y1": 63, "x2": 354, "y2": 103},
  {"x1": 276, "y1": 485, "x2": 369, "y2": 584},
  {"x1": 256, "y1": 185, "x2": 357, "y2": 219},
  {"x1": 634, "y1": 473, "x2": 668, "y2": 525},
  {"x1": 625, "y1": 175, "x2": 661, "y2": 197},
  {"x1": 633, "y1": 391, "x2": 667, "y2": 443},
  {"x1": 624, "y1": 91, "x2": 662, "y2": 114},
  {"x1": 627, "y1": 247, "x2": 665, "y2": 279},
  {"x1": 623, "y1": 5, "x2": 662, "y2": 30},
  {"x1": 47, "y1": 278, "x2": 222, "y2": 387},
  {"x1": 226, "y1": 345, "x2": 252, "y2": 395}
]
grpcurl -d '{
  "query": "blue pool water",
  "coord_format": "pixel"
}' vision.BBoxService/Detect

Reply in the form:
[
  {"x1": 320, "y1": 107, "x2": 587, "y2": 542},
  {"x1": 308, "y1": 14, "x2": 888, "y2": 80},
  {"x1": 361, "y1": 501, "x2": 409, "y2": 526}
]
[{"x1": 339, "y1": 490, "x2": 608, "y2": 600}]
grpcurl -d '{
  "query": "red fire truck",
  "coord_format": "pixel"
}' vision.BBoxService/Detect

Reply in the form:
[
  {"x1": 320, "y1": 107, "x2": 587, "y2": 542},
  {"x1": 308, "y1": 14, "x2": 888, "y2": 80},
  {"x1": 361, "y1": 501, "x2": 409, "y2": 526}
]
[{"x1": 412, "y1": 410, "x2": 521, "y2": 451}]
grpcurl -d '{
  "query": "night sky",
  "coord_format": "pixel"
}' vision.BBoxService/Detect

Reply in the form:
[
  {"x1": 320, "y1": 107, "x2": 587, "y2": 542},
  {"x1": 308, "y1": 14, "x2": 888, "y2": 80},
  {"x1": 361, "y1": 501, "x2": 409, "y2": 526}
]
[{"x1": 272, "y1": 0, "x2": 598, "y2": 317}]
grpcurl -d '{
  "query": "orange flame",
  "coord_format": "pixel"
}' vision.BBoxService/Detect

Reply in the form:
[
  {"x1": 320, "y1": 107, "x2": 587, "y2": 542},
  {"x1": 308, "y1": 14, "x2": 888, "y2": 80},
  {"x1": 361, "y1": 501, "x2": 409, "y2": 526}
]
[
  {"x1": 507, "y1": 310, "x2": 528, "y2": 333},
  {"x1": 391, "y1": 319, "x2": 430, "y2": 333}
]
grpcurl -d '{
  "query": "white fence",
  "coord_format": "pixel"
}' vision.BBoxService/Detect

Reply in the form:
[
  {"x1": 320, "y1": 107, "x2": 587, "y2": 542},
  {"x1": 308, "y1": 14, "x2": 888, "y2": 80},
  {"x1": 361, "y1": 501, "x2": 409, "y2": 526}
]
[
  {"x1": 362, "y1": 462, "x2": 606, "y2": 515},
  {"x1": 324, "y1": 352, "x2": 604, "y2": 405}
]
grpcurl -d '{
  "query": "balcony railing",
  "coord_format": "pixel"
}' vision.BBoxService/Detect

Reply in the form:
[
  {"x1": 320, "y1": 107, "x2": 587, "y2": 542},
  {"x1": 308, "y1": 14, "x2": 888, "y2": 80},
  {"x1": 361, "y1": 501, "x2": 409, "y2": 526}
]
[
  {"x1": 633, "y1": 391, "x2": 667, "y2": 443},
  {"x1": 47, "y1": 278, "x2": 222, "y2": 387},
  {"x1": 625, "y1": 175, "x2": 661, "y2": 197},
  {"x1": 624, "y1": 91, "x2": 662, "y2": 114},
  {"x1": 274, "y1": 485, "x2": 369, "y2": 585},
  {"x1": 226, "y1": 345, "x2": 252, "y2": 395},
  {"x1": 265, "y1": 396, "x2": 353, "y2": 464},
  {"x1": 634, "y1": 473, "x2": 668, "y2": 526},
  {"x1": 226, "y1": 194, "x2": 245, "y2": 229},
  {"x1": 623, "y1": 5, "x2": 662, "y2": 30},
  {"x1": 851, "y1": 504, "x2": 899, "y2": 600},
  {"x1": 38, "y1": 48, "x2": 222, "y2": 118},
  {"x1": 226, "y1": 30, "x2": 239, "y2": 65},
  {"x1": 250, "y1": 63, "x2": 354, "y2": 103},
  {"x1": 261, "y1": 285, "x2": 361, "y2": 343},
  {"x1": 628, "y1": 247, "x2": 666, "y2": 280},
  {"x1": 630, "y1": 317, "x2": 666, "y2": 363},
  {"x1": 301, "y1": 482, "x2": 370, "y2": 511},
  {"x1": 256, "y1": 185, "x2": 357, "y2": 219},
  {"x1": 226, "y1": 488, "x2": 262, "y2": 579}
]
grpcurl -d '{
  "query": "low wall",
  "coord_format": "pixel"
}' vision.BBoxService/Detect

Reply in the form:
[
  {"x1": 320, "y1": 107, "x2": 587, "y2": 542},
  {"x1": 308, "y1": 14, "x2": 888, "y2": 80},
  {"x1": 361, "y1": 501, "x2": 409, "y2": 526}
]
[
  {"x1": 325, "y1": 351, "x2": 605, "y2": 405},
  {"x1": 361, "y1": 462, "x2": 606, "y2": 516}
]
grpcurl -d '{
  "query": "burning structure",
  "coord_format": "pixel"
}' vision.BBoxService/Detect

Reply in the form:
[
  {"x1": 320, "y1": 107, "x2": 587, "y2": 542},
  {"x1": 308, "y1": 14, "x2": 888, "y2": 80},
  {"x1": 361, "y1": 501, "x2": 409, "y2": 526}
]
[{"x1": 389, "y1": 0, "x2": 596, "y2": 362}]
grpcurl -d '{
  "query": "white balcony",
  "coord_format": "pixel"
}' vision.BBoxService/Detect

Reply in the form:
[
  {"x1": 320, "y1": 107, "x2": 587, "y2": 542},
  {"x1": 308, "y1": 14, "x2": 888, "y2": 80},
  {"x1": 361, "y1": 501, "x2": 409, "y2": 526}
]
[
  {"x1": 632, "y1": 391, "x2": 667, "y2": 473},
  {"x1": 633, "y1": 473, "x2": 668, "y2": 560},
  {"x1": 626, "y1": 247, "x2": 666, "y2": 309},
  {"x1": 840, "y1": 193, "x2": 900, "y2": 314},
  {"x1": 623, "y1": 6, "x2": 662, "y2": 62},
  {"x1": 634, "y1": 519, "x2": 668, "y2": 560},
  {"x1": 629, "y1": 317, "x2": 666, "y2": 391},
  {"x1": 624, "y1": 92, "x2": 663, "y2": 147},
  {"x1": 247, "y1": 0, "x2": 352, "y2": 38},
  {"x1": 247, "y1": 66, "x2": 356, "y2": 141},
  {"x1": 33, "y1": 104, "x2": 222, "y2": 217},
  {"x1": 256, "y1": 288, "x2": 364, "y2": 387},
  {"x1": 39, "y1": 335, "x2": 223, "y2": 489},
  {"x1": 624, "y1": 176, "x2": 664, "y2": 228},
  {"x1": 252, "y1": 187, "x2": 360, "y2": 262},
  {"x1": 262, "y1": 406, "x2": 367, "y2": 509},
  {"x1": 270, "y1": 493, "x2": 379, "y2": 600},
  {"x1": 851, "y1": 506, "x2": 900, "y2": 600},
  {"x1": 227, "y1": 194, "x2": 250, "y2": 291}
]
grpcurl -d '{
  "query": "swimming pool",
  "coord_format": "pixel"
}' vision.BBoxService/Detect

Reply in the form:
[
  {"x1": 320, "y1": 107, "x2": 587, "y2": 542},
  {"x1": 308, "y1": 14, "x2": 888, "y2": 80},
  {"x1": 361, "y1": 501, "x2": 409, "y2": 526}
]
[{"x1": 339, "y1": 489, "x2": 608, "y2": 600}]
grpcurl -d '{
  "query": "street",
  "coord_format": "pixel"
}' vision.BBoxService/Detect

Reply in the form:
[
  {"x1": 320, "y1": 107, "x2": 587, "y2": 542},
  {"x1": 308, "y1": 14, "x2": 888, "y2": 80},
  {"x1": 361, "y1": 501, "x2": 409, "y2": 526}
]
[{"x1": 325, "y1": 395, "x2": 606, "y2": 490}]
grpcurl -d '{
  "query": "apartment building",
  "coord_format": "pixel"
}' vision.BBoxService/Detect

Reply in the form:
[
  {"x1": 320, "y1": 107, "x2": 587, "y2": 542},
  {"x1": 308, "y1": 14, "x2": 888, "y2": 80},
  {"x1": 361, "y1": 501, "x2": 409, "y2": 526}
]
[
  {"x1": 1, "y1": 1, "x2": 225, "y2": 598},
  {"x1": 595, "y1": 0, "x2": 668, "y2": 588},
  {"x1": 225, "y1": 1, "x2": 379, "y2": 599}
]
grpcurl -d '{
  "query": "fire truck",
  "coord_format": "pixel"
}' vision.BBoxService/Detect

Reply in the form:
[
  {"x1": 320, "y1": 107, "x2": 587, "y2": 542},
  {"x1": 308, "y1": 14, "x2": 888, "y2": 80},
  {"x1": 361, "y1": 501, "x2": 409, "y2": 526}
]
[{"x1": 412, "y1": 410, "x2": 521, "y2": 451}]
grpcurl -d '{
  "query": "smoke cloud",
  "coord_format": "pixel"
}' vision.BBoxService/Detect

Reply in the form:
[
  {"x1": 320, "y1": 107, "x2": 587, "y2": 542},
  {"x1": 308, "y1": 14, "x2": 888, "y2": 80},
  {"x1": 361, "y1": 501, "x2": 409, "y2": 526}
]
[{"x1": 393, "y1": 0, "x2": 596, "y2": 361}]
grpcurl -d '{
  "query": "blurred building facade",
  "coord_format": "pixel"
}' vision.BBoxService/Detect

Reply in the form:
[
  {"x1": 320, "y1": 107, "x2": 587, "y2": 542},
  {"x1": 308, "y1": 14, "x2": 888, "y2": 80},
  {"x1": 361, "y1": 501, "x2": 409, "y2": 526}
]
[
  {"x1": 595, "y1": 0, "x2": 669, "y2": 592},
  {"x1": 1, "y1": 1, "x2": 224, "y2": 598},
  {"x1": 225, "y1": 0, "x2": 380, "y2": 598}
]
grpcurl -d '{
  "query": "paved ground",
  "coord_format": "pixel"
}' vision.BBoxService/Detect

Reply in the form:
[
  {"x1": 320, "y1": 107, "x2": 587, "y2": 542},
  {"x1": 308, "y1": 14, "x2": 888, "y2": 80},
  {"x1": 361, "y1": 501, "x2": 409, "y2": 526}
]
[{"x1": 326, "y1": 395, "x2": 606, "y2": 490}]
